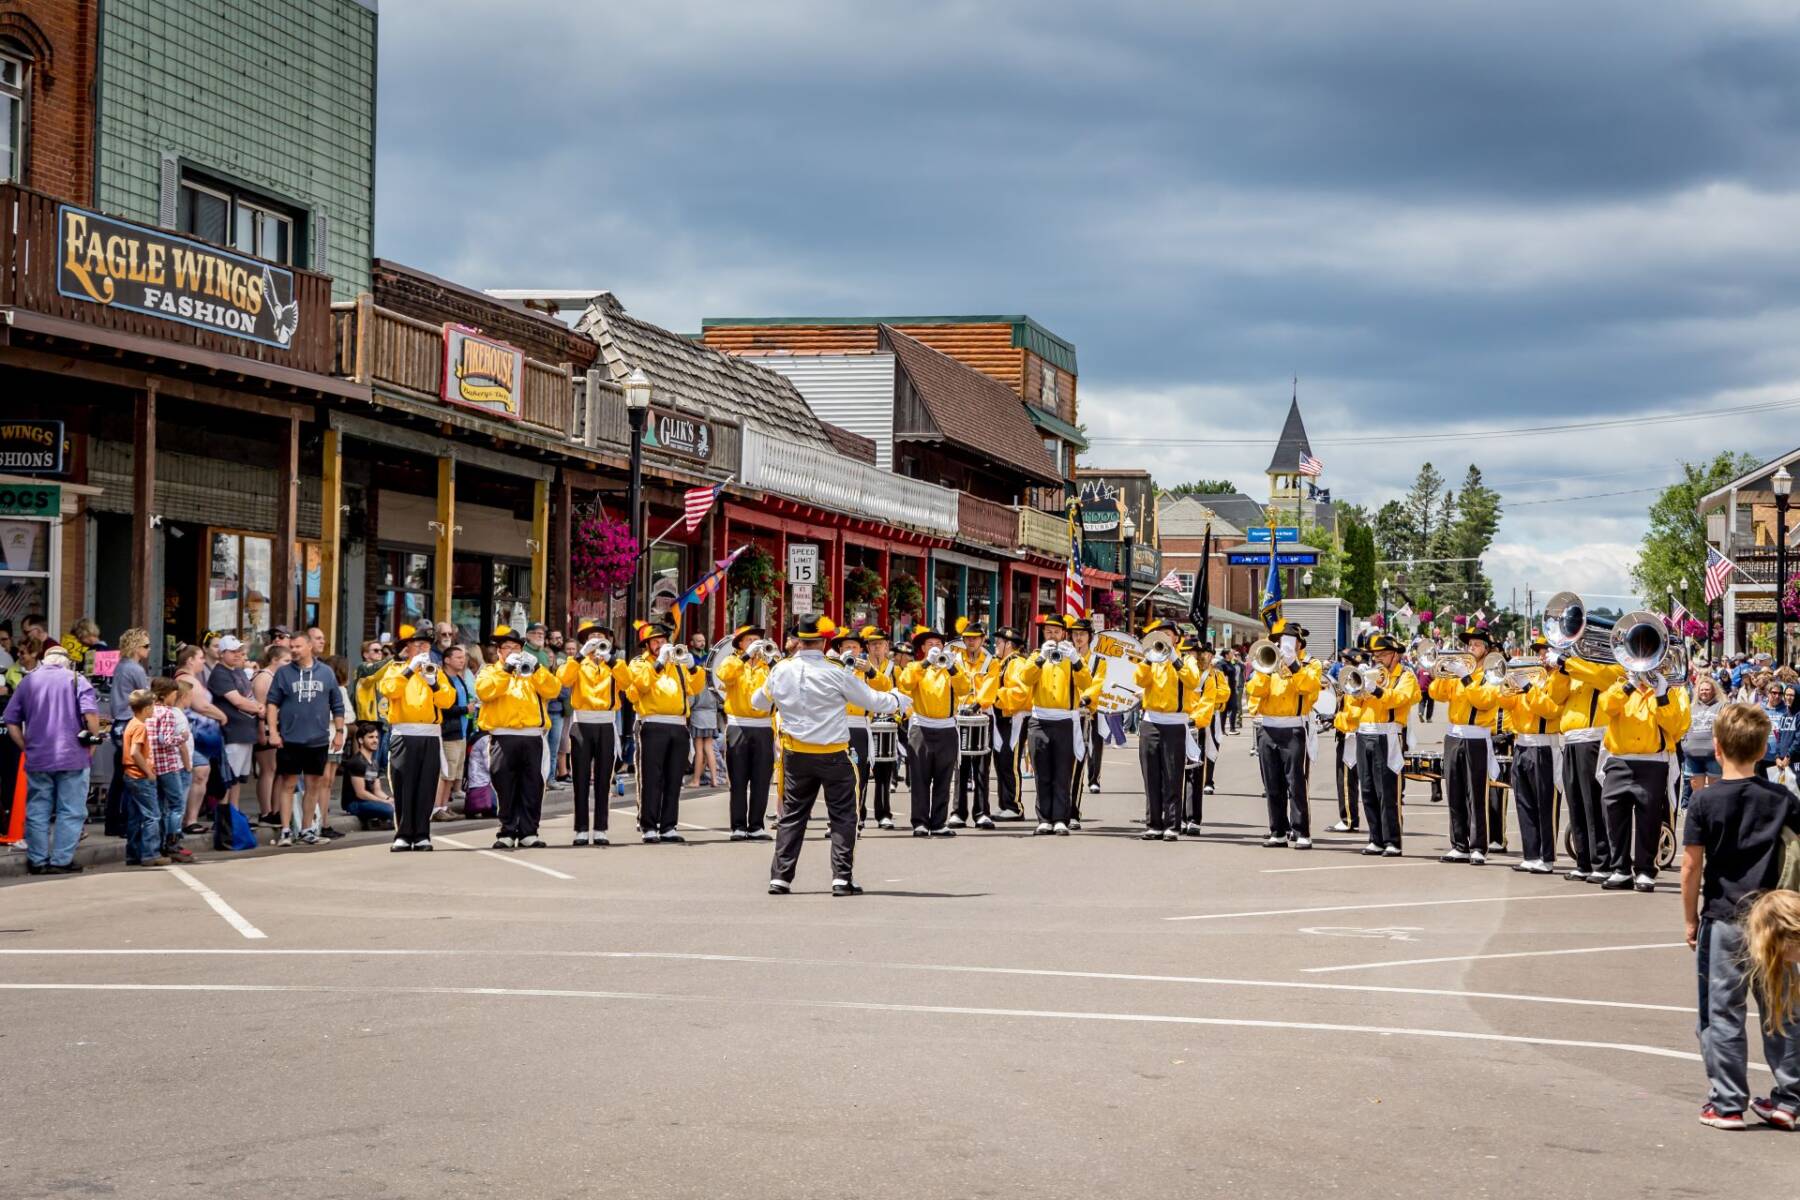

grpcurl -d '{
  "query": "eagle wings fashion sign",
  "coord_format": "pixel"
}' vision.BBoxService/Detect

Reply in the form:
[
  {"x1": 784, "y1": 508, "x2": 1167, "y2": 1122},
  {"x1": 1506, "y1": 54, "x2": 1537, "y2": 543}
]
[
  {"x1": 441, "y1": 325, "x2": 525, "y2": 418},
  {"x1": 56, "y1": 205, "x2": 301, "y2": 350}
]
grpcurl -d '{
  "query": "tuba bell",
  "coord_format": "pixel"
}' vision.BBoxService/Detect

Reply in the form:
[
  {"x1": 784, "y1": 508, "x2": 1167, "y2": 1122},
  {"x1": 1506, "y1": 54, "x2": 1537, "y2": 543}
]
[
  {"x1": 1610, "y1": 610, "x2": 1683, "y2": 686},
  {"x1": 1544, "y1": 590, "x2": 1617, "y2": 663}
]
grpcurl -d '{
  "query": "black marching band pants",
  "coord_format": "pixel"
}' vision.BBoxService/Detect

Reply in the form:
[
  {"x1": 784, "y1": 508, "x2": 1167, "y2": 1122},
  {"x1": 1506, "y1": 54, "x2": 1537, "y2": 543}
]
[
  {"x1": 1602, "y1": 757, "x2": 1669, "y2": 878},
  {"x1": 1186, "y1": 723, "x2": 1214, "y2": 827},
  {"x1": 957, "y1": 721, "x2": 991, "y2": 821},
  {"x1": 848, "y1": 726, "x2": 871, "y2": 824},
  {"x1": 1334, "y1": 730, "x2": 1359, "y2": 830},
  {"x1": 569, "y1": 719, "x2": 616, "y2": 834},
  {"x1": 1443, "y1": 734, "x2": 1490, "y2": 855},
  {"x1": 490, "y1": 732, "x2": 546, "y2": 840},
  {"x1": 992, "y1": 713, "x2": 1024, "y2": 816},
  {"x1": 727, "y1": 724, "x2": 775, "y2": 832},
  {"x1": 1257, "y1": 723, "x2": 1309, "y2": 839},
  {"x1": 1139, "y1": 719, "x2": 1186, "y2": 831},
  {"x1": 1087, "y1": 717, "x2": 1105, "y2": 788},
  {"x1": 1356, "y1": 731, "x2": 1402, "y2": 848},
  {"x1": 1512, "y1": 742, "x2": 1557, "y2": 865},
  {"x1": 1030, "y1": 717, "x2": 1078, "y2": 825},
  {"x1": 637, "y1": 721, "x2": 689, "y2": 835},
  {"x1": 387, "y1": 733, "x2": 442, "y2": 846},
  {"x1": 770, "y1": 748, "x2": 858, "y2": 885},
  {"x1": 1562, "y1": 739, "x2": 1607, "y2": 873},
  {"x1": 908, "y1": 724, "x2": 959, "y2": 831}
]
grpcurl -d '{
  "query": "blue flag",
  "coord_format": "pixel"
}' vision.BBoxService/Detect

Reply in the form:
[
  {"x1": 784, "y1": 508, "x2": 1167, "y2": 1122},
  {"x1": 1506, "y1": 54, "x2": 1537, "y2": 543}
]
[{"x1": 1259, "y1": 529, "x2": 1283, "y2": 630}]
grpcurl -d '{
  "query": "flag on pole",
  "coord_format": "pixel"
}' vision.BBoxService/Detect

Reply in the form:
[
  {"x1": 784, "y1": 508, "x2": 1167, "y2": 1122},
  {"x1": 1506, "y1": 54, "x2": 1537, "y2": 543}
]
[
  {"x1": 1186, "y1": 523, "x2": 1213, "y2": 634},
  {"x1": 1671, "y1": 597, "x2": 1691, "y2": 626},
  {"x1": 1063, "y1": 501, "x2": 1086, "y2": 619},
  {"x1": 671, "y1": 544, "x2": 749, "y2": 633},
  {"x1": 1157, "y1": 567, "x2": 1182, "y2": 592},
  {"x1": 683, "y1": 483, "x2": 724, "y2": 532},
  {"x1": 1704, "y1": 546, "x2": 1735, "y2": 605},
  {"x1": 1259, "y1": 525, "x2": 1283, "y2": 630},
  {"x1": 1394, "y1": 604, "x2": 1414, "y2": 623},
  {"x1": 1297, "y1": 453, "x2": 1324, "y2": 477}
]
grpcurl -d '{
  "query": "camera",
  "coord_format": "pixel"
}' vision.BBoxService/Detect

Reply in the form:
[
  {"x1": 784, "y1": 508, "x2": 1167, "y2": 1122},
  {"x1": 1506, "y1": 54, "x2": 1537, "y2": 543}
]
[{"x1": 77, "y1": 729, "x2": 105, "y2": 748}]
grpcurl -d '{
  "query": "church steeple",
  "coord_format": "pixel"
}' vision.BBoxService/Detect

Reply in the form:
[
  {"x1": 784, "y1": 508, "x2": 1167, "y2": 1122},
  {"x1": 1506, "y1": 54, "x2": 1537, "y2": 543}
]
[{"x1": 1265, "y1": 391, "x2": 1312, "y2": 477}]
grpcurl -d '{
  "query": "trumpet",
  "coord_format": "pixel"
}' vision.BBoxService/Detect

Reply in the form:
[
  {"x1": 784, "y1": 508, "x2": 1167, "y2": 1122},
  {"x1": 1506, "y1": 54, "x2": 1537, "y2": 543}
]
[
  {"x1": 1339, "y1": 663, "x2": 1387, "y2": 695},
  {"x1": 671, "y1": 645, "x2": 693, "y2": 668},
  {"x1": 586, "y1": 638, "x2": 612, "y2": 660},
  {"x1": 1247, "y1": 638, "x2": 1287, "y2": 676},
  {"x1": 1502, "y1": 659, "x2": 1548, "y2": 692},
  {"x1": 1429, "y1": 650, "x2": 1476, "y2": 679},
  {"x1": 841, "y1": 651, "x2": 868, "y2": 671},
  {"x1": 1407, "y1": 636, "x2": 1438, "y2": 667},
  {"x1": 1039, "y1": 640, "x2": 1074, "y2": 665},
  {"x1": 927, "y1": 645, "x2": 951, "y2": 668},
  {"x1": 749, "y1": 639, "x2": 780, "y2": 663},
  {"x1": 1141, "y1": 627, "x2": 1179, "y2": 665}
]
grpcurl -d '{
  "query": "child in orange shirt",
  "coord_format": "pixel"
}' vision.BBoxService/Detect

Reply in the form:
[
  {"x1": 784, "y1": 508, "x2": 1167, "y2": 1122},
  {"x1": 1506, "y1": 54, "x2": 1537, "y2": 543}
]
[{"x1": 121, "y1": 690, "x2": 166, "y2": 867}]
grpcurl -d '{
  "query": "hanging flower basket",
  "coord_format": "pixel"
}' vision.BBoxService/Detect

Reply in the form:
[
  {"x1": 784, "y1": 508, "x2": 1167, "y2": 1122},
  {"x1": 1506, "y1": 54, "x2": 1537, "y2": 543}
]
[
  {"x1": 1417, "y1": 609, "x2": 1435, "y2": 623},
  {"x1": 730, "y1": 545, "x2": 781, "y2": 602},
  {"x1": 889, "y1": 573, "x2": 923, "y2": 620},
  {"x1": 571, "y1": 512, "x2": 638, "y2": 595},
  {"x1": 844, "y1": 566, "x2": 885, "y2": 607},
  {"x1": 1091, "y1": 590, "x2": 1123, "y2": 627}
]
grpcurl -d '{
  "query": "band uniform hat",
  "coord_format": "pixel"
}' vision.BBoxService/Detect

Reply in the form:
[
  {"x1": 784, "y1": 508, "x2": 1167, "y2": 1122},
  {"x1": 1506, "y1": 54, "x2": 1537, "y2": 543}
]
[
  {"x1": 1140, "y1": 617, "x2": 1176, "y2": 638},
  {"x1": 1367, "y1": 632, "x2": 1402, "y2": 653},
  {"x1": 894, "y1": 640, "x2": 913, "y2": 656},
  {"x1": 855, "y1": 624, "x2": 888, "y2": 643},
  {"x1": 794, "y1": 614, "x2": 838, "y2": 640},
  {"x1": 1066, "y1": 616, "x2": 1093, "y2": 634},
  {"x1": 829, "y1": 627, "x2": 864, "y2": 650},
  {"x1": 910, "y1": 622, "x2": 945, "y2": 648},
  {"x1": 630, "y1": 619, "x2": 672, "y2": 644},
  {"x1": 1034, "y1": 613, "x2": 1065, "y2": 631},
  {"x1": 1288, "y1": 624, "x2": 1310, "y2": 642},
  {"x1": 398, "y1": 623, "x2": 432, "y2": 648},
  {"x1": 575, "y1": 619, "x2": 608, "y2": 640},
  {"x1": 954, "y1": 615, "x2": 986, "y2": 637},
  {"x1": 731, "y1": 623, "x2": 766, "y2": 648},
  {"x1": 1528, "y1": 634, "x2": 1550, "y2": 652},
  {"x1": 494, "y1": 625, "x2": 524, "y2": 647},
  {"x1": 992, "y1": 625, "x2": 1024, "y2": 645},
  {"x1": 1457, "y1": 622, "x2": 1492, "y2": 645}
]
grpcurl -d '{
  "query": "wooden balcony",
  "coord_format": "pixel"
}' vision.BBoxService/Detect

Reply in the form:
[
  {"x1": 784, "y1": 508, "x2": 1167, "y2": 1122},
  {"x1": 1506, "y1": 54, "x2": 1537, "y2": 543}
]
[
  {"x1": 958, "y1": 492, "x2": 1018, "y2": 549},
  {"x1": 333, "y1": 297, "x2": 572, "y2": 437},
  {"x1": 1017, "y1": 505, "x2": 1068, "y2": 559},
  {"x1": 0, "y1": 182, "x2": 336, "y2": 378}
]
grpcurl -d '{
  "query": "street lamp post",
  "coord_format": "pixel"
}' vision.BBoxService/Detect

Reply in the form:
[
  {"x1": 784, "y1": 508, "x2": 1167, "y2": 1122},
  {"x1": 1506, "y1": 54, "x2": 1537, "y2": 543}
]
[
  {"x1": 1677, "y1": 575, "x2": 1690, "y2": 659},
  {"x1": 623, "y1": 367, "x2": 652, "y2": 619},
  {"x1": 1121, "y1": 514, "x2": 1137, "y2": 628},
  {"x1": 1301, "y1": 569, "x2": 1313, "y2": 598},
  {"x1": 1379, "y1": 575, "x2": 1389, "y2": 630},
  {"x1": 1776, "y1": 466, "x2": 1792, "y2": 666}
]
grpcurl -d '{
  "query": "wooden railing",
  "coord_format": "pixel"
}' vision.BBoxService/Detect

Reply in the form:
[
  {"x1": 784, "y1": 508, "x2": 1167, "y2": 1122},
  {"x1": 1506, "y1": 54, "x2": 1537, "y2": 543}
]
[
  {"x1": 957, "y1": 492, "x2": 1017, "y2": 549},
  {"x1": 333, "y1": 297, "x2": 573, "y2": 438},
  {"x1": 1017, "y1": 505, "x2": 1067, "y2": 559},
  {"x1": 0, "y1": 182, "x2": 335, "y2": 375},
  {"x1": 576, "y1": 377, "x2": 741, "y2": 477}
]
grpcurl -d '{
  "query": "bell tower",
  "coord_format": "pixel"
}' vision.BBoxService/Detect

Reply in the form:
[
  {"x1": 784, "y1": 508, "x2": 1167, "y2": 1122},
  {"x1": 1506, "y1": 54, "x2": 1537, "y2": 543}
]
[{"x1": 1265, "y1": 393, "x2": 1313, "y2": 518}]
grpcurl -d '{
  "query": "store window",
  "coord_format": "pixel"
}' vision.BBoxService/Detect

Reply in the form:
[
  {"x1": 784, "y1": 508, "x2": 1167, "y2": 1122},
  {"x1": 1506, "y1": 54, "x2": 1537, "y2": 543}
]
[
  {"x1": 376, "y1": 549, "x2": 431, "y2": 639},
  {"x1": 491, "y1": 560, "x2": 530, "y2": 634},
  {"x1": 1176, "y1": 572, "x2": 1195, "y2": 595},
  {"x1": 294, "y1": 540, "x2": 322, "y2": 632},
  {"x1": 648, "y1": 544, "x2": 682, "y2": 621},
  {"x1": 1, "y1": 47, "x2": 24, "y2": 184},
  {"x1": 207, "y1": 530, "x2": 272, "y2": 644},
  {"x1": 0, "y1": 513, "x2": 53, "y2": 629},
  {"x1": 178, "y1": 172, "x2": 296, "y2": 264}
]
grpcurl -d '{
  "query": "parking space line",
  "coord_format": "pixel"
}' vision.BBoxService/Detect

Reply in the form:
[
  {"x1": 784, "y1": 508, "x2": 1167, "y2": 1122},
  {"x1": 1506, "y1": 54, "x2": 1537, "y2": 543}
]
[
  {"x1": 0, "y1": 981, "x2": 1743, "y2": 1070},
  {"x1": 434, "y1": 836, "x2": 575, "y2": 880},
  {"x1": 1302, "y1": 942, "x2": 1689, "y2": 974},
  {"x1": 1165, "y1": 892, "x2": 1625, "y2": 921},
  {"x1": 165, "y1": 867, "x2": 267, "y2": 940}
]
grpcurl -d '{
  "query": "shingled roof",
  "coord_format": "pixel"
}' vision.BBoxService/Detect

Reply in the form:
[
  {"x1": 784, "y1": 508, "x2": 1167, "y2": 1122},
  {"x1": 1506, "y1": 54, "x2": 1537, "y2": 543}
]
[
  {"x1": 1265, "y1": 396, "x2": 1314, "y2": 474},
  {"x1": 1157, "y1": 494, "x2": 1246, "y2": 539},
  {"x1": 881, "y1": 326, "x2": 1062, "y2": 486},
  {"x1": 577, "y1": 294, "x2": 833, "y2": 450}
]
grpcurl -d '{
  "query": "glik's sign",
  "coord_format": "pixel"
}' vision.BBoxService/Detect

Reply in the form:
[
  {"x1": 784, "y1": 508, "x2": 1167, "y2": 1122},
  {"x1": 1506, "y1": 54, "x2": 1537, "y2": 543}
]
[
  {"x1": 57, "y1": 205, "x2": 301, "y2": 349},
  {"x1": 644, "y1": 407, "x2": 714, "y2": 461},
  {"x1": 441, "y1": 325, "x2": 525, "y2": 419}
]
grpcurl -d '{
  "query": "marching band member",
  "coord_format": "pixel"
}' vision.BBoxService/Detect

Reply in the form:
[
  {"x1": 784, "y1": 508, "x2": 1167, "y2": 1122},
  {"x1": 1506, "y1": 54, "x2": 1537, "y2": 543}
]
[
  {"x1": 1355, "y1": 633, "x2": 1418, "y2": 856},
  {"x1": 1136, "y1": 620, "x2": 1201, "y2": 840},
  {"x1": 1330, "y1": 652, "x2": 1361, "y2": 836},
  {"x1": 1243, "y1": 620, "x2": 1323, "y2": 848},
  {"x1": 1499, "y1": 636, "x2": 1562, "y2": 874},
  {"x1": 757, "y1": 614, "x2": 910, "y2": 896},
  {"x1": 474, "y1": 626, "x2": 562, "y2": 850},
  {"x1": 828, "y1": 627, "x2": 875, "y2": 827},
  {"x1": 860, "y1": 628, "x2": 902, "y2": 828},
  {"x1": 380, "y1": 626, "x2": 456, "y2": 852},
  {"x1": 952, "y1": 617, "x2": 997, "y2": 828},
  {"x1": 1070, "y1": 619, "x2": 1108, "y2": 795},
  {"x1": 898, "y1": 625, "x2": 972, "y2": 836},
  {"x1": 717, "y1": 624, "x2": 777, "y2": 842},
  {"x1": 625, "y1": 618, "x2": 707, "y2": 843},
  {"x1": 1428, "y1": 624, "x2": 1504, "y2": 865},
  {"x1": 1596, "y1": 665, "x2": 1691, "y2": 892},
  {"x1": 1548, "y1": 649, "x2": 1624, "y2": 882},
  {"x1": 1021, "y1": 614, "x2": 1091, "y2": 835},
  {"x1": 557, "y1": 622, "x2": 626, "y2": 846},
  {"x1": 978, "y1": 626, "x2": 1033, "y2": 820},
  {"x1": 1182, "y1": 638, "x2": 1230, "y2": 834}
]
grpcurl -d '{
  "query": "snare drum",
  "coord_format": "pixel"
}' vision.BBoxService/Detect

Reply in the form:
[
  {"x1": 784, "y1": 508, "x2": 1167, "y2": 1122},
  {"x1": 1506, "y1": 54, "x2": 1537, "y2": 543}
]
[
  {"x1": 869, "y1": 719, "x2": 899, "y2": 765},
  {"x1": 957, "y1": 713, "x2": 993, "y2": 759}
]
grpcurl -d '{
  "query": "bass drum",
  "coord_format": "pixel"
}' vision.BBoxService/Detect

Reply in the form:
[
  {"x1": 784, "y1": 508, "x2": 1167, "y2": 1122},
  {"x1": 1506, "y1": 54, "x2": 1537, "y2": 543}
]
[{"x1": 1560, "y1": 821, "x2": 1678, "y2": 871}]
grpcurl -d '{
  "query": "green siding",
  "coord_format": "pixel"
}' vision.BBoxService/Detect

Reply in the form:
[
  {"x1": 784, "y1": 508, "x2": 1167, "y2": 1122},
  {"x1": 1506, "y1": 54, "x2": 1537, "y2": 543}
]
[{"x1": 96, "y1": 0, "x2": 376, "y2": 301}]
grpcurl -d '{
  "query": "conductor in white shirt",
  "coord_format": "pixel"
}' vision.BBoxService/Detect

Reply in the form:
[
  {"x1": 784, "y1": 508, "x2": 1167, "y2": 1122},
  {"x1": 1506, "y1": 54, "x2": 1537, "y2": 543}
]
[{"x1": 754, "y1": 614, "x2": 910, "y2": 896}]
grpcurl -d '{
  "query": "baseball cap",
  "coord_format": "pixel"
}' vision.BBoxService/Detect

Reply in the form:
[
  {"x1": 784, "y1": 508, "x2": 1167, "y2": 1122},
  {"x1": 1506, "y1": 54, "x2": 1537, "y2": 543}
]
[{"x1": 216, "y1": 635, "x2": 245, "y2": 652}]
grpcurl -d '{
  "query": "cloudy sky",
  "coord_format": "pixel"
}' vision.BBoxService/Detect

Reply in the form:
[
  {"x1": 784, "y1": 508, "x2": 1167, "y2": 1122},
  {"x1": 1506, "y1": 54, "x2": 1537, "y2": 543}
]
[{"x1": 374, "y1": 1, "x2": 1800, "y2": 610}]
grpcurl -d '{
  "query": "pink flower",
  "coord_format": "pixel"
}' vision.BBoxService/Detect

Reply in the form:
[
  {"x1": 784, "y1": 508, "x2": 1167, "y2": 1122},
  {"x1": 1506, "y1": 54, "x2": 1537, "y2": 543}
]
[{"x1": 1417, "y1": 609, "x2": 1434, "y2": 622}]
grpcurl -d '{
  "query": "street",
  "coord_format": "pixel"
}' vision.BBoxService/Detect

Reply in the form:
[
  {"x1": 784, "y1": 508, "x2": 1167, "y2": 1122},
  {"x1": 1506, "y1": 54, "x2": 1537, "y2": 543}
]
[{"x1": 0, "y1": 724, "x2": 1790, "y2": 1200}]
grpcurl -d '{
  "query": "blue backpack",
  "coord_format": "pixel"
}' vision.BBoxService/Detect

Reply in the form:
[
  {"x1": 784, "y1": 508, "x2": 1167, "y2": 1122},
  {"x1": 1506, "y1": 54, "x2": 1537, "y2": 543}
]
[{"x1": 218, "y1": 804, "x2": 259, "y2": 851}]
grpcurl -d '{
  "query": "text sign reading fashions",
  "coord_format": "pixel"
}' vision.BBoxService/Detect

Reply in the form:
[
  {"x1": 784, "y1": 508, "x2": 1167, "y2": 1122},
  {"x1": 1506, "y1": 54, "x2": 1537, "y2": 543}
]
[
  {"x1": 0, "y1": 482, "x2": 60, "y2": 517},
  {"x1": 1244, "y1": 527, "x2": 1300, "y2": 543},
  {"x1": 0, "y1": 420, "x2": 65, "y2": 474},
  {"x1": 644, "y1": 408, "x2": 714, "y2": 461},
  {"x1": 441, "y1": 325, "x2": 525, "y2": 419},
  {"x1": 56, "y1": 205, "x2": 301, "y2": 349}
]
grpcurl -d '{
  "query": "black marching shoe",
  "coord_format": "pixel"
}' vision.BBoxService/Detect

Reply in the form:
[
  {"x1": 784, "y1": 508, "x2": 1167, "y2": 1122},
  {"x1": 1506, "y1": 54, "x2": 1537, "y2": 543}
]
[{"x1": 831, "y1": 879, "x2": 864, "y2": 897}]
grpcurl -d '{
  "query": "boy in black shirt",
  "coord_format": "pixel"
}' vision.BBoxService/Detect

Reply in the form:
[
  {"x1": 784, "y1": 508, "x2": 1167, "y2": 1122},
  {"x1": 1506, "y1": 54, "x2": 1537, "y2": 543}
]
[{"x1": 1680, "y1": 701, "x2": 1800, "y2": 1130}]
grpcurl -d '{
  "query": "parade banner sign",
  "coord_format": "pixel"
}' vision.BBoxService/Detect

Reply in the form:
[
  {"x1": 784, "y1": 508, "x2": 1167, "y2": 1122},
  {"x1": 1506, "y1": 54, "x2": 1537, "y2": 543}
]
[{"x1": 1091, "y1": 629, "x2": 1145, "y2": 713}]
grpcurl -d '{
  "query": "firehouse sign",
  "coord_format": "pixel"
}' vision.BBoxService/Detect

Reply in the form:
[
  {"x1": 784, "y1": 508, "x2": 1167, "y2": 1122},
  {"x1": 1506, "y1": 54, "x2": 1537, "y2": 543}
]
[
  {"x1": 441, "y1": 325, "x2": 525, "y2": 418},
  {"x1": 56, "y1": 204, "x2": 301, "y2": 349}
]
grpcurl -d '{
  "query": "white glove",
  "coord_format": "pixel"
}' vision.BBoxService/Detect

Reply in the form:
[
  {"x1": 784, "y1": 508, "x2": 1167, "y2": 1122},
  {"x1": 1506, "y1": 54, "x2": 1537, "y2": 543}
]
[
  {"x1": 409, "y1": 653, "x2": 431, "y2": 672},
  {"x1": 656, "y1": 644, "x2": 674, "y2": 666},
  {"x1": 893, "y1": 693, "x2": 914, "y2": 714},
  {"x1": 510, "y1": 652, "x2": 534, "y2": 672},
  {"x1": 1654, "y1": 674, "x2": 1669, "y2": 698},
  {"x1": 581, "y1": 638, "x2": 604, "y2": 659}
]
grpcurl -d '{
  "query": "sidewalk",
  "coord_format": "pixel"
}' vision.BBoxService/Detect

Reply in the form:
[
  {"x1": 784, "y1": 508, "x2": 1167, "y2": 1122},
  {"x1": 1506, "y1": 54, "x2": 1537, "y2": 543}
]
[{"x1": 1, "y1": 776, "x2": 729, "y2": 880}]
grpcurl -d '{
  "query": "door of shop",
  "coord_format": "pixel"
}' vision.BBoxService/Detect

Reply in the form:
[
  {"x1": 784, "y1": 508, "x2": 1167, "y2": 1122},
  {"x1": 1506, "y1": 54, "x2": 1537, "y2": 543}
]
[{"x1": 451, "y1": 554, "x2": 533, "y2": 643}]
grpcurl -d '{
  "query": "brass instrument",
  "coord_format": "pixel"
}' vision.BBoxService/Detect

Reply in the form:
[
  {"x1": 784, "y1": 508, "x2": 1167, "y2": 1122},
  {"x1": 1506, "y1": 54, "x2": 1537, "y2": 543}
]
[
  {"x1": 1342, "y1": 662, "x2": 1387, "y2": 695},
  {"x1": 1502, "y1": 659, "x2": 1548, "y2": 692},
  {"x1": 926, "y1": 645, "x2": 951, "y2": 668},
  {"x1": 1407, "y1": 636, "x2": 1439, "y2": 667},
  {"x1": 1429, "y1": 650, "x2": 1476, "y2": 679},
  {"x1": 1141, "y1": 627, "x2": 1179, "y2": 665},
  {"x1": 1479, "y1": 650, "x2": 1507, "y2": 685},
  {"x1": 1544, "y1": 590, "x2": 1617, "y2": 663},
  {"x1": 1610, "y1": 610, "x2": 1686, "y2": 687},
  {"x1": 670, "y1": 644, "x2": 694, "y2": 668},
  {"x1": 1248, "y1": 638, "x2": 1287, "y2": 676}
]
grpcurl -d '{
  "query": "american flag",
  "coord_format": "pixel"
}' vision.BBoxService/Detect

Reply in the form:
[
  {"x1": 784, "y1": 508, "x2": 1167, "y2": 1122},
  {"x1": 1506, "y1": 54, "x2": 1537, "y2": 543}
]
[
  {"x1": 1297, "y1": 453, "x2": 1324, "y2": 477},
  {"x1": 1671, "y1": 597, "x2": 1691, "y2": 625},
  {"x1": 1158, "y1": 568, "x2": 1182, "y2": 591},
  {"x1": 1703, "y1": 546, "x2": 1736, "y2": 605},
  {"x1": 1063, "y1": 503, "x2": 1086, "y2": 619},
  {"x1": 683, "y1": 483, "x2": 723, "y2": 532}
]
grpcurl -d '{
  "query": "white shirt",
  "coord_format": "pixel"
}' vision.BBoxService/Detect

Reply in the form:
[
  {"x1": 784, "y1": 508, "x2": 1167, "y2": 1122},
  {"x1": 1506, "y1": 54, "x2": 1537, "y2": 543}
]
[{"x1": 752, "y1": 649, "x2": 908, "y2": 746}]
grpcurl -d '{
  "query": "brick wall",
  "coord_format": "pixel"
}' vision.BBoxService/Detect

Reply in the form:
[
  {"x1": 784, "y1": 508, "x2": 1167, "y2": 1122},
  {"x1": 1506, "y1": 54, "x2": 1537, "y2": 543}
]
[
  {"x1": 372, "y1": 260, "x2": 598, "y2": 369},
  {"x1": 1, "y1": 0, "x2": 97, "y2": 203}
]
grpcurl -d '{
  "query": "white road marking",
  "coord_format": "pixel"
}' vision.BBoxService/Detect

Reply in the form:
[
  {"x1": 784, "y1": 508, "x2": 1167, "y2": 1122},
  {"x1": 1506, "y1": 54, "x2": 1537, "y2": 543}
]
[
  {"x1": 434, "y1": 836, "x2": 574, "y2": 880},
  {"x1": 1262, "y1": 862, "x2": 1432, "y2": 874},
  {"x1": 1298, "y1": 926, "x2": 1424, "y2": 942},
  {"x1": 0, "y1": 981, "x2": 1750, "y2": 1070},
  {"x1": 164, "y1": 867, "x2": 267, "y2": 940},
  {"x1": 1303, "y1": 942, "x2": 1691, "y2": 974},
  {"x1": 1165, "y1": 891, "x2": 1626, "y2": 921},
  {"x1": 0, "y1": 948, "x2": 1695, "y2": 1014}
]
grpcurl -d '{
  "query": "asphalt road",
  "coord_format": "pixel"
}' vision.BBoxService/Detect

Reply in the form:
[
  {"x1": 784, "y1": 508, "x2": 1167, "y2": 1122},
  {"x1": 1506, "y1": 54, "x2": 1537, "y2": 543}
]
[{"x1": 1, "y1": 719, "x2": 1792, "y2": 1199}]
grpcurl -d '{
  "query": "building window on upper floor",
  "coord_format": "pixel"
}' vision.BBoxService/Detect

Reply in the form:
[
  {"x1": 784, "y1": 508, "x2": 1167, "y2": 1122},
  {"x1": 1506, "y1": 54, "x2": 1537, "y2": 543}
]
[
  {"x1": 1043, "y1": 437, "x2": 1062, "y2": 474},
  {"x1": 1176, "y1": 572, "x2": 1195, "y2": 594},
  {"x1": 1, "y1": 47, "x2": 25, "y2": 185},
  {"x1": 1039, "y1": 365, "x2": 1058, "y2": 412},
  {"x1": 178, "y1": 172, "x2": 297, "y2": 264}
]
